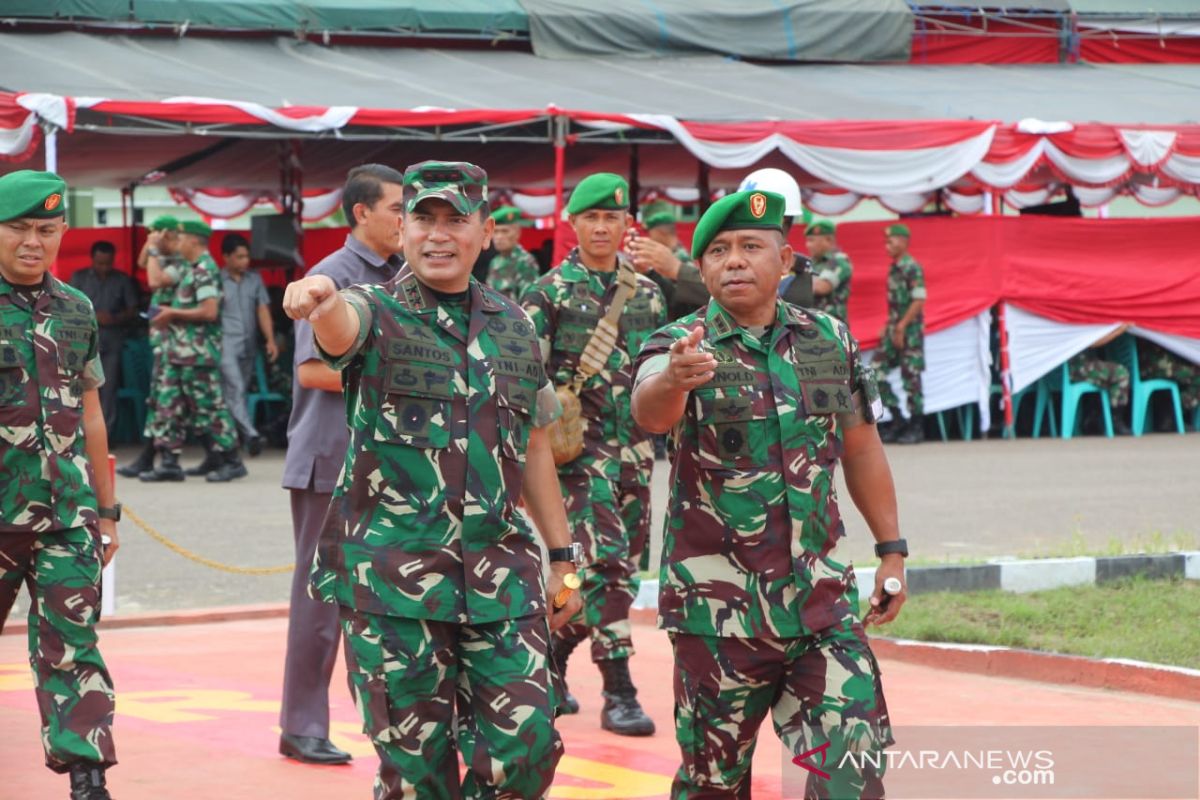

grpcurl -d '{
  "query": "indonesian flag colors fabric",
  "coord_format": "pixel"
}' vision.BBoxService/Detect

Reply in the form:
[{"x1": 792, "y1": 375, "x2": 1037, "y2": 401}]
[{"x1": 3, "y1": 90, "x2": 1200, "y2": 204}]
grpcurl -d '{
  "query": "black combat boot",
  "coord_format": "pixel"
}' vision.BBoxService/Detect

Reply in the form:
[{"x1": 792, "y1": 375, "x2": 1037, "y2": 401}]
[
  {"x1": 115, "y1": 440, "x2": 155, "y2": 478},
  {"x1": 205, "y1": 449, "x2": 248, "y2": 482},
  {"x1": 550, "y1": 633, "x2": 585, "y2": 716},
  {"x1": 598, "y1": 658, "x2": 655, "y2": 736},
  {"x1": 878, "y1": 407, "x2": 903, "y2": 443},
  {"x1": 138, "y1": 449, "x2": 185, "y2": 482},
  {"x1": 185, "y1": 436, "x2": 222, "y2": 476},
  {"x1": 896, "y1": 415, "x2": 925, "y2": 444},
  {"x1": 68, "y1": 763, "x2": 112, "y2": 800}
]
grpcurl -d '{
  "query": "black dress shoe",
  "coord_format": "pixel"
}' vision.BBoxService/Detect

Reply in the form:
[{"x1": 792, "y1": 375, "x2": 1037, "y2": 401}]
[
  {"x1": 68, "y1": 763, "x2": 112, "y2": 799},
  {"x1": 246, "y1": 435, "x2": 264, "y2": 457},
  {"x1": 279, "y1": 734, "x2": 352, "y2": 765}
]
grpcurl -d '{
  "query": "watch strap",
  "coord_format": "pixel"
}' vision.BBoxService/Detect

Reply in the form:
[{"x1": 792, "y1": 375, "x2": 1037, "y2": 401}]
[
  {"x1": 874, "y1": 538, "x2": 907, "y2": 558},
  {"x1": 98, "y1": 504, "x2": 121, "y2": 522}
]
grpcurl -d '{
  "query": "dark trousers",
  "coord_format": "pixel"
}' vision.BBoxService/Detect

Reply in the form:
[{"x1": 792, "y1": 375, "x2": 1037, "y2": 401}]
[
  {"x1": 98, "y1": 334, "x2": 123, "y2": 432},
  {"x1": 280, "y1": 487, "x2": 342, "y2": 737}
]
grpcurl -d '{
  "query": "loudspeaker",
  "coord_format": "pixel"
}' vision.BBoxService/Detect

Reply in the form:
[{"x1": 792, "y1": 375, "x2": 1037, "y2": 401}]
[{"x1": 250, "y1": 214, "x2": 298, "y2": 264}]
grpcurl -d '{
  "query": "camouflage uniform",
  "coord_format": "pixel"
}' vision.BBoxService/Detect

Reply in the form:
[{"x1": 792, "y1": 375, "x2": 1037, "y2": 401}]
[
  {"x1": 0, "y1": 273, "x2": 117, "y2": 774},
  {"x1": 648, "y1": 245, "x2": 708, "y2": 322},
  {"x1": 1137, "y1": 339, "x2": 1198, "y2": 410},
  {"x1": 522, "y1": 248, "x2": 667, "y2": 664},
  {"x1": 1068, "y1": 352, "x2": 1129, "y2": 407},
  {"x1": 312, "y1": 265, "x2": 564, "y2": 799},
  {"x1": 140, "y1": 255, "x2": 184, "y2": 442},
  {"x1": 148, "y1": 252, "x2": 238, "y2": 453},
  {"x1": 485, "y1": 244, "x2": 540, "y2": 301},
  {"x1": 811, "y1": 249, "x2": 853, "y2": 323},
  {"x1": 873, "y1": 253, "x2": 926, "y2": 417},
  {"x1": 635, "y1": 299, "x2": 892, "y2": 799}
]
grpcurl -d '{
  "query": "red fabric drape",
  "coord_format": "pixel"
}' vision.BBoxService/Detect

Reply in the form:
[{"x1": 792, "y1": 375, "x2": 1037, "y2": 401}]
[{"x1": 54, "y1": 216, "x2": 1200, "y2": 342}]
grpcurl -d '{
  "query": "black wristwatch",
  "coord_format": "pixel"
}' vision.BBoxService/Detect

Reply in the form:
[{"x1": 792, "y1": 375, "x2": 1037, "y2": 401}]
[
  {"x1": 874, "y1": 538, "x2": 907, "y2": 558},
  {"x1": 98, "y1": 503, "x2": 122, "y2": 522},
  {"x1": 547, "y1": 542, "x2": 583, "y2": 567}
]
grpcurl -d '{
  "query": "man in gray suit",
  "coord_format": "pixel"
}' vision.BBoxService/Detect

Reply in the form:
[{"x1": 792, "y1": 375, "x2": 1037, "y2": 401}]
[{"x1": 278, "y1": 164, "x2": 405, "y2": 764}]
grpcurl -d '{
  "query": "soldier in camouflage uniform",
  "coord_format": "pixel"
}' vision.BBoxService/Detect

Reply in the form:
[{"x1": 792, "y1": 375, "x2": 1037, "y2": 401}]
[
  {"x1": 1068, "y1": 325, "x2": 1133, "y2": 435},
  {"x1": 116, "y1": 214, "x2": 183, "y2": 478},
  {"x1": 629, "y1": 208, "x2": 703, "y2": 320},
  {"x1": 283, "y1": 161, "x2": 582, "y2": 800},
  {"x1": 873, "y1": 223, "x2": 927, "y2": 445},
  {"x1": 484, "y1": 205, "x2": 540, "y2": 300},
  {"x1": 632, "y1": 190, "x2": 907, "y2": 800},
  {"x1": 522, "y1": 172, "x2": 666, "y2": 736},
  {"x1": 1139, "y1": 338, "x2": 1200, "y2": 414},
  {"x1": 805, "y1": 219, "x2": 853, "y2": 323},
  {"x1": 140, "y1": 221, "x2": 245, "y2": 481},
  {"x1": 0, "y1": 171, "x2": 121, "y2": 800}
]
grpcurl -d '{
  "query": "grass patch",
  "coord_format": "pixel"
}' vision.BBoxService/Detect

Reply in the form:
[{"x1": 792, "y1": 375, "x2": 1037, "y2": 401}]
[{"x1": 868, "y1": 577, "x2": 1200, "y2": 670}]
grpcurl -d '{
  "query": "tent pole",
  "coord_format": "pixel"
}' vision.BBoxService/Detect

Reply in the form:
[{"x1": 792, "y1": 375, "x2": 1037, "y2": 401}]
[
  {"x1": 629, "y1": 143, "x2": 640, "y2": 215},
  {"x1": 42, "y1": 123, "x2": 58, "y2": 173},
  {"x1": 997, "y1": 302, "x2": 1014, "y2": 439},
  {"x1": 698, "y1": 160, "x2": 711, "y2": 215},
  {"x1": 552, "y1": 115, "x2": 567, "y2": 259}
]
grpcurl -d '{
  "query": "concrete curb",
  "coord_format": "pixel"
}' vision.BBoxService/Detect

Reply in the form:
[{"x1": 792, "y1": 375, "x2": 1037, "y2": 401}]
[{"x1": 868, "y1": 637, "x2": 1200, "y2": 703}]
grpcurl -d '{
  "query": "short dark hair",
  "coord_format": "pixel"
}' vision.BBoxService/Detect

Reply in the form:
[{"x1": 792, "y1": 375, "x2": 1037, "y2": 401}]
[
  {"x1": 91, "y1": 241, "x2": 116, "y2": 258},
  {"x1": 221, "y1": 233, "x2": 250, "y2": 256},
  {"x1": 342, "y1": 164, "x2": 405, "y2": 229}
]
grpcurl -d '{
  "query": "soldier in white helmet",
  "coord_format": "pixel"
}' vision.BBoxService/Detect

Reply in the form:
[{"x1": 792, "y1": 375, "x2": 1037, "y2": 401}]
[{"x1": 737, "y1": 168, "x2": 814, "y2": 307}]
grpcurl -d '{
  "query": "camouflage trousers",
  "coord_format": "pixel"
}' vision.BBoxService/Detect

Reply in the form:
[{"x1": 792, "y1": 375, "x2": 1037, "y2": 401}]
[
  {"x1": 339, "y1": 606, "x2": 562, "y2": 800},
  {"x1": 1069, "y1": 355, "x2": 1130, "y2": 407},
  {"x1": 140, "y1": 343, "x2": 167, "y2": 441},
  {"x1": 670, "y1": 619, "x2": 891, "y2": 800},
  {"x1": 147, "y1": 362, "x2": 238, "y2": 452},
  {"x1": 873, "y1": 335, "x2": 924, "y2": 417},
  {"x1": 553, "y1": 471, "x2": 650, "y2": 663},
  {"x1": 0, "y1": 527, "x2": 117, "y2": 773},
  {"x1": 1142, "y1": 349, "x2": 1200, "y2": 410}
]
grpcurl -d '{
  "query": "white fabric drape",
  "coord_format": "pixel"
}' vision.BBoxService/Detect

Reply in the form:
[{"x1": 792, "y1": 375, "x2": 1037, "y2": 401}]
[
  {"x1": 1130, "y1": 326, "x2": 1200, "y2": 366},
  {"x1": 1044, "y1": 143, "x2": 1131, "y2": 186},
  {"x1": 510, "y1": 192, "x2": 557, "y2": 218},
  {"x1": 869, "y1": 310, "x2": 993, "y2": 431},
  {"x1": 161, "y1": 97, "x2": 358, "y2": 133},
  {"x1": 1005, "y1": 305, "x2": 1121, "y2": 393},
  {"x1": 803, "y1": 190, "x2": 862, "y2": 216},
  {"x1": 170, "y1": 187, "x2": 344, "y2": 222},
  {"x1": 1119, "y1": 129, "x2": 1177, "y2": 168},
  {"x1": 971, "y1": 139, "x2": 1046, "y2": 189}
]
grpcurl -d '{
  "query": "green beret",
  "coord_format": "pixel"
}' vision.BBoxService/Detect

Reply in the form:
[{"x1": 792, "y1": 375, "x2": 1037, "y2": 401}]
[
  {"x1": 643, "y1": 210, "x2": 675, "y2": 230},
  {"x1": 805, "y1": 219, "x2": 836, "y2": 236},
  {"x1": 179, "y1": 220, "x2": 212, "y2": 238},
  {"x1": 691, "y1": 190, "x2": 785, "y2": 261},
  {"x1": 0, "y1": 170, "x2": 67, "y2": 223},
  {"x1": 567, "y1": 173, "x2": 629, "y2": 215},
  {"x1": 490, "y1": 205, "x2": 523, "y2": 225},
  {"x1": 403, "y1": 160, "x2": 488, "y2": 215},
  {"x1": 885, "y1": 223, "x2": 911, "y2": 238},
  {"x1": 150, "y1": 215, "x2": 180, "y2": 232}
]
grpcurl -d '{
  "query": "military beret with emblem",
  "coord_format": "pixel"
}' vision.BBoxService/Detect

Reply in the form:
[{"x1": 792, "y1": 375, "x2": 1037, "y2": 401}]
[
  {"x1": 642, "y1": 209, "x2": 676, "y2": 230},
  {"x1": 150, "y1": 215, "x2": 180, "y2": 232},
  {"x1": 885, "y1": 223, "x2": 911, "y2": 238},
  {"x1": 0, "y1": 170, "x2": 67, "y2": 223},
  {"x1": 490, "y1": 205, "x2": 523, "y2": 225},
  {"x1": 690, "y1": 190, "x2": 785, "y2": 260},
  {"x1": 566, "y1": 173, "x2": 629, "y2": 215},
  {"x1": 805, "y1": 219, "x2": 836, "y2": 237},
  {"x1": 179, "y1": 220, "x2": 212, "y2": 238},
  {"x1": 403, "y1": 160, "x2": 488, "y2": 215}
]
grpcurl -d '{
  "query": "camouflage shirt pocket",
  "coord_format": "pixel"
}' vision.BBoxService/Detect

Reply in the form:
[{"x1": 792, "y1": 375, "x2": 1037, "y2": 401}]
[
  {"x1": 694, "y1": 390, "x2": 770, "y2": 470},
  {"x1": 0, "y1": 337, "x2": 33, "y2": 415},
  {"x1": 374, "y1": 362, "x2": 453, "y2": 449}
]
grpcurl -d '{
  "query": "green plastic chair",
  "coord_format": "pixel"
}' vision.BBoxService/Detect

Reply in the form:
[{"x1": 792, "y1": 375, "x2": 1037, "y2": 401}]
[
  {"x1": 936, "y1": 404, "x2": 975, "y2": 441},
  {"x1": 115, "y1": 337, "x2": 152, "y2": 442},
  {"x1": 1106, "y1": 334, "x2": 1184, "y2": 436},
  {"x1": 1010, "y1": 378, "x2": 1057, "y2": 438},
  {"x1": 1044, "y1": 360, "x2": 1113, "y2": 439},
  {"x1": 246, "y1": 353, "x2": 286, "y2": 427}
]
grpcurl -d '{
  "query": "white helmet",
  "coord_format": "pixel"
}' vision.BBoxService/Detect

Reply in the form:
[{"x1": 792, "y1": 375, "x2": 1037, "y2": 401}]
[{"x1": 738, "y1": 168, "x2": 803, "y2": 217}]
